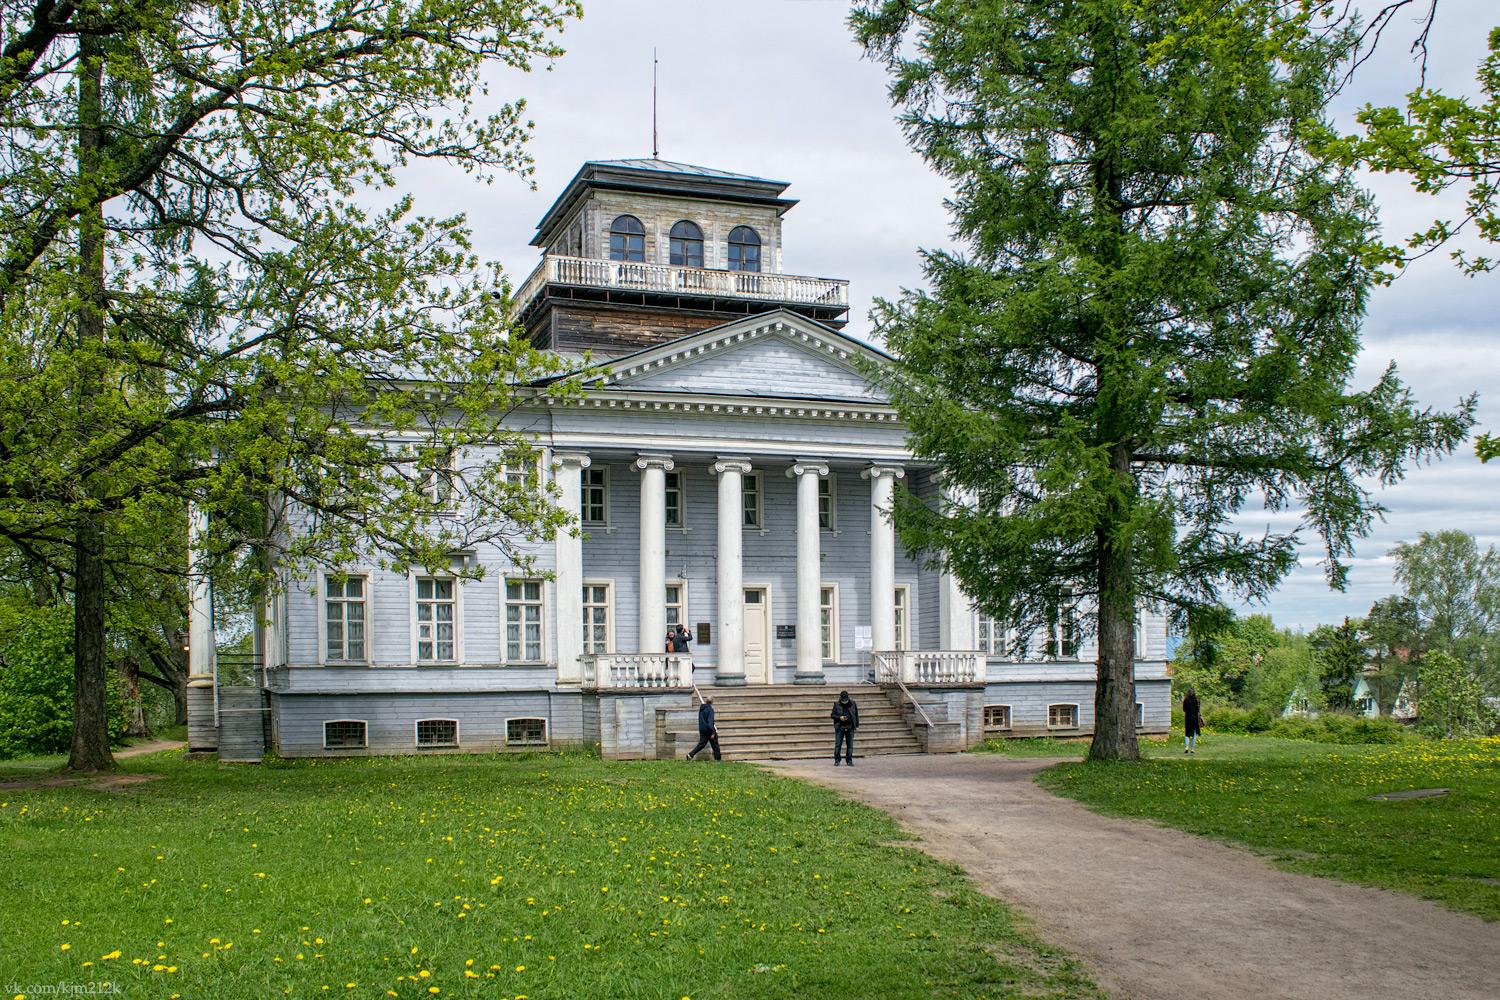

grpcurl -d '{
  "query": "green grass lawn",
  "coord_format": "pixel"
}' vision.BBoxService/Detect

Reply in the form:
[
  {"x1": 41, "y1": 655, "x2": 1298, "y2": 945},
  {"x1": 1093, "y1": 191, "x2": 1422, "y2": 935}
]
[
  {"x1": 0, "y1": 751, "x2": 1101, "y2": 1000},
  {"x1": 1033, "y1": 734, "x2": 1500, "y2": 920}
]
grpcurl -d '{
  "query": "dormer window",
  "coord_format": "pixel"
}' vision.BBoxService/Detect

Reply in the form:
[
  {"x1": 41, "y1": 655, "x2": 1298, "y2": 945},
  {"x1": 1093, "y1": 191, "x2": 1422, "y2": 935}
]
[
  {"x1": 669, "y1": 221, "x2": 704, "y2": 267},
  {"x1": 609, "y1": 215, "x2": 645, "y2": 262},
  {"x1": 727, "y1": 225, "x2": 761, "y2": 272}
]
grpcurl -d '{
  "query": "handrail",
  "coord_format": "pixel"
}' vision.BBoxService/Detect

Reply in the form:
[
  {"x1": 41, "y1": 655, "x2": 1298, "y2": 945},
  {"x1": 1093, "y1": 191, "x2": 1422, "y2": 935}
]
[{"x1": 891, "y1": 674, "x2": 937, "y2": 729}]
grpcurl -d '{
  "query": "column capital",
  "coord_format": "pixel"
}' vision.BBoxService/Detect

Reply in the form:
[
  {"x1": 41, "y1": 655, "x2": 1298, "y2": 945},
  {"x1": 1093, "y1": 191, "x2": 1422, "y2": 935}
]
[
  {"x1": 634, "y1": 452, "x2": 674, "y2": 472},
  {"x1": 861, "y1": 463, "x2": 906, "y2": 481},
  {"x1": 711, "y1": 456, "x2": 753, "y2": 476},
  {"x1": 786, "y1": 459, "x2": 830, "y2": 479},
  {"x1": 554, "y1": 450, "x2": 591, "y2": 470}
]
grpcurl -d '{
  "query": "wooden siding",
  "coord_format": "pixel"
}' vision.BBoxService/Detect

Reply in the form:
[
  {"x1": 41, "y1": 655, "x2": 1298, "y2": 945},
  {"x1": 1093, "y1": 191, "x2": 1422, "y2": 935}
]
[{"x1": 621, "y1": 335, "x2": 886, "y2": 403}]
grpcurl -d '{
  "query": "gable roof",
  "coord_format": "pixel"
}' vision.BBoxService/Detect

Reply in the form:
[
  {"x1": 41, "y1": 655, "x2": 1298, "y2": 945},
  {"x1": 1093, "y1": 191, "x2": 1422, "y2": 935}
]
[{"x1": 565, "y1": 310, "x2": 894, "y2": 405}]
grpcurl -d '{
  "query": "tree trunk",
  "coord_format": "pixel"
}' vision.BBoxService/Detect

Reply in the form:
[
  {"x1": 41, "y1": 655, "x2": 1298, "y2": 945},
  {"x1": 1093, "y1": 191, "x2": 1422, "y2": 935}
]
[
  {"x1": 68, "y1": 30, "x2": 114, "y2": 773},
  {"x1": 1089, "y1": 442, "x2": 1140, "y2": 762},
  {"x1": 121, "y1": 659, "x2": 149, "y2": 737}
]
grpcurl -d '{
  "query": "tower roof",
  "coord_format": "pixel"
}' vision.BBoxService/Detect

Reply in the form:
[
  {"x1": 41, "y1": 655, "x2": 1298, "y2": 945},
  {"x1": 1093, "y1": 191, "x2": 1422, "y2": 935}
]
[{"x1": 531, "y1": 158, "x2": 798, "y2": 248}]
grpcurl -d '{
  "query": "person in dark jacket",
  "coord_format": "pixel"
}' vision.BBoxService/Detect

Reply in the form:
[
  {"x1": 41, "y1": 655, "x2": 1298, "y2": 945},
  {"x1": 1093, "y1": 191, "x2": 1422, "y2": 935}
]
[
  {"x1": 686, "y1": 696, "x2": 720, "y2": 761},
  {"x1": 830, "y1": 690, "x2": 859, "y2": 766},
  {"x1": 670, "y1": 624, "x2": 692, "y2": 654},
  {"x1": 1182, "y1": 687, "x2": 1202, "y2": 754}
]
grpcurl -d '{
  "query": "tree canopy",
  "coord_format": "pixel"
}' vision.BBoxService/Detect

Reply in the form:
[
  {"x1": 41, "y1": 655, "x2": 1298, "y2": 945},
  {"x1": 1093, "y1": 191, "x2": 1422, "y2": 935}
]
[
  {"x1": 0, "y1": 0, "x2": 584, "y2": 768},
  {"x1": 852, "y1": 0, "x2": 1475, "y2": 760}
]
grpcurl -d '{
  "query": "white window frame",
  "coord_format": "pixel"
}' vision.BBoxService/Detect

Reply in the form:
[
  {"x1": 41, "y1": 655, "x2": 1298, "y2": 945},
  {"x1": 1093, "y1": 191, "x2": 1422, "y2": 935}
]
[
  {"x1": 665, "y1": 579, "x2": 689, "y2": 631},
  {"x1": 1135, "y1": 702, "x2": 1145, "y2": 729},
  {"x1": 1047, "y1": 703, "x2": 1079, "y2": 729},
  {"x1": 582, "y1": 578, "x2": 614, "y2": 655},
  {"x1": 893, "y1": 584, "x2": 911, "y2": 652},
  {"x1": 420, "y1": 448, "x2": 457, "y2": 509},
  {"x1": 414, "y1": 718, "x2": 460, "y2": 748},
  {"x1": 503, "y1": 447, "x2": 545, "y2": 489},
  {"x1": 505, "y1": 717, "x2": 549, "y2": 747},
  {"x1": 323, "y1": 719, "x2": 368, "y2": 750},
  {"x1": 982, "y1": 704, "x2": 1012, "y2": 732},
  {"x1": 582, "y1": 466, "x2": 610, "y2": 526},
  {"x1": 742, "y1": 471, "x2": 763, "y2": 530},
  {"x1": 410, "y1": 575, "x2": 462, "y2": 664},
  {"x1": 665, "y1": 470, "x2": 686, "y2": 529},
  {"x1": 320, "y1": 572, "x2": 370, "y2": 664},
  {"x1": 1046, "y1": 596, "x2": 1080, "y2": 660},
  {"x1": 820, "y1": 584, "x2": 840, "y2": 662},
  {"x1": 975, "y1": 611, "x2": 1005, "y2": 657},
  {"x1": 818, "y1": 474, "x2": 837, "y2": 532},
  {"x1": 503, "y1": 577, "x2": 547, "y2": 664}
]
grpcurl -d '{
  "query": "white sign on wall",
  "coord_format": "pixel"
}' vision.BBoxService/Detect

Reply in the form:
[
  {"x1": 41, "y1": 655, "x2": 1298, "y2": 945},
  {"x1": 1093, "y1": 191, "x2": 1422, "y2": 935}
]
[{"x1": 854, "y1": 626, "x2": 872, "y2": 652}]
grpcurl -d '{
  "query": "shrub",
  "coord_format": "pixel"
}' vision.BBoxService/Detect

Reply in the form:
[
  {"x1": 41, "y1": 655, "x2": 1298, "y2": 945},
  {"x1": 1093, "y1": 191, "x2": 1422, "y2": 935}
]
[
  {"x1": 0, "y1": 606, "x2": 127, "y2": 759},
  {"x1": 1202, "y1": 704, "x2": 1274, "y2": 733},
  {"x1": 1199, "y1": 703, "x2": 1407, "y2": 745}
]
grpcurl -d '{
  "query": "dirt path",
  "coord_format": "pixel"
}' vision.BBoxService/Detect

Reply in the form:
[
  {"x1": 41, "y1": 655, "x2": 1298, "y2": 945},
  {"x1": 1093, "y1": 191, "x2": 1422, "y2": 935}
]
[{"x1": 769, "y1": 753, "x2": 1500, "y2": 1000}]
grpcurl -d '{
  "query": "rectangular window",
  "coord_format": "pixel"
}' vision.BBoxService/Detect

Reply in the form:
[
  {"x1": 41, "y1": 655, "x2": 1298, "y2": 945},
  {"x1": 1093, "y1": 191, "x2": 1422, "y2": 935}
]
[
  {"x1": 506, "y1": 717, "x2": 548, "y2": 746},
  {"x1": 416, "y1": 719, "x2": 458, "y2": 747},
  {"x1": 818, "y1": 475, "x2": 836, "y2": 530},
  {"x1": 582, "y1": 467, "x2": 608, "y2": 525},
  {"x1": 665, "y1": 470, "x2": 684, "y2": 527},
  {"x1": 505, "y1": 579, "x2": 545, "y2": 662},
  {"x1": 893, "y1": 585, "x2": 910, "y2": 652},
  {"x1": 742, "y1": 472, "x2": 762, "y2": 529},
  {"x1": 324, "y1": 720, "x2": 367, "y2": 749},
  {"x1": 415, "y1": 577, "x2": 456, "y2": 662},
  {"x1": 421, "y1": 449, "x2": 455, "y2": 508},
  {"x1": 665, "y1": 582, "x2": 686, "y2": 630},
  {"x1": 976, "y1": 612, "x2": 1004, "y2": 656},
  {"x1": 325, "y1": 575, "x2": 367, "y2": 662},
  {"x1": 983, "y1": 705, "x2": 1011, "y2": 731},
  {"x1": 582, "y1": 582, "x2": 611, "y2": 655},
  {"x1": 1048, "y1": 704, "x2": 1078, "y2": 728},
  {"x1": 503, "y1": 448, "x2": 542, "y2": 489},
  {"x1": 1135, "y1": 703, "x2": 1144, "y2": 728},
  {"x1": 820, "y1": 585, "x2": 838, "y2": 661},
  {"x1": 1046, "y1": 597, "x2": 1080, "y2": 659}
]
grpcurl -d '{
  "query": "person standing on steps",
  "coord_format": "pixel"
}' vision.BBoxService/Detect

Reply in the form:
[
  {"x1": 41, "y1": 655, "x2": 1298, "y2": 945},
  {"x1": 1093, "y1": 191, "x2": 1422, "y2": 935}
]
[
  {"x1": 831, "y1": 689, "x2": 859, "y2": 766},
  {"x1": 685, "y1": 695, "x2": 720, "y2": 761},
  {"x1": 1182, "y1": 686, "x2": 1202, "y2": 754}
]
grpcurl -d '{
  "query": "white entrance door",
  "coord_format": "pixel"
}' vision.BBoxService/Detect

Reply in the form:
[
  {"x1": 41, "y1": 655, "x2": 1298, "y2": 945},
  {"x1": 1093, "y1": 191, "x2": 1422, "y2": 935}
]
[{"x1": 743, "y1": 588, "x2": 769, "y2": 684}]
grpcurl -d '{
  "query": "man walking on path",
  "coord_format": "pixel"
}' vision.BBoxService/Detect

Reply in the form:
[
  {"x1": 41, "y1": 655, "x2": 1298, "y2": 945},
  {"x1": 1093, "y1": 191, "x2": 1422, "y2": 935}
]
[
  {"x1": 685, "y1": 695, "x2": 720, "y2": 761},
  {"x1": 831, "y1": 689, "x2": 859, "y2": 765}
]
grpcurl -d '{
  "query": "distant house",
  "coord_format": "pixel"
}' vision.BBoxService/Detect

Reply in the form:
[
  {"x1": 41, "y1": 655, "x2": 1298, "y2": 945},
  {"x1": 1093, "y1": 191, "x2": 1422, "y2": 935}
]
[
  {"x1": 1351, "y1": 674, "x2": 1378, "y2": 718},
  {"x1": 1283, "y1": 685, "x2": 1316, "y2": 718},
  {"x1": 1390, "y1": 679, "x2": 1418, "y2": 723}
]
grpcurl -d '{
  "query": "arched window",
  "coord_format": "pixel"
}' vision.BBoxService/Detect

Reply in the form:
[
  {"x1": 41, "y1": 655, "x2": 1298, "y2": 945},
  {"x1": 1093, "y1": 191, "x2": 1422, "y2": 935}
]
[
  {"x1": 727, "y1": 225, "x2": 761, "y2": 272},
  {"x1": 669, "y1": 220, "x2": 704, "y2": 267},
  {"x1": 609, "y1": 215, "x2": 645, "y2": 262}
]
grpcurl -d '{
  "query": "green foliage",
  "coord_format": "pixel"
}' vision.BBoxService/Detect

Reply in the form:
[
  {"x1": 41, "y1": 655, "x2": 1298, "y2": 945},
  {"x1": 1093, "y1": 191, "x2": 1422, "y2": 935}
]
[
  {"x1": 1315, "y1": 25, "x2": 1500, "y2": 275},
  {"x1": 1309, "y1": 617, "x2": 1366, "y2": 710},
  {"x1": 0, "y1": 606, "x2": 125, "y2": 758},
  {"x1": 851, "y1": 0, "x2": 1474, "y2": 760},
  {"x1": 1418, "y1": 649, "x2": 1497, "y2": 738},
  {"x1": 1390, "y1": 530, "x2": 1500, "y2": 691},
  {"x1": 1202, "y1": 705, "x2": 1407, "y2": 744},
  {"x1": 1040, "y1": 735, "x2": 1500, "y2": 920},
  {"x1": 0, "y1": 753, "x2": 1105, "y2": 999}
]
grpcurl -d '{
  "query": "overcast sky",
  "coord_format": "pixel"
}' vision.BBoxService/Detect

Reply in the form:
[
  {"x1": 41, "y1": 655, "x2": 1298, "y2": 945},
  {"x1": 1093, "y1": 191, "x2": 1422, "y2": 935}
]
[{"x1": 412, "y1": 1, "x2": 1498, "y2": 633}]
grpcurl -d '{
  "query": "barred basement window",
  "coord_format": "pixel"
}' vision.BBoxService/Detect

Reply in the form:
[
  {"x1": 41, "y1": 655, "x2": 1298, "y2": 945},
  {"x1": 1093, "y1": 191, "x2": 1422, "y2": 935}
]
[
  {"x1": 1047, "y1": 704, "x2": 1078, "y2": 728},
  {"x1": 324, "y1": 720, "x2": 367, "y2": 749},
  {"x1": 416, "y1": 719, "x2": 459, "y2": 747},
  {"x1": 506, "y1": 717, "x2": 548, "y2": 746},
  {"x1": 983, "y1": 705, "x2": 1011, "y2": 731}
]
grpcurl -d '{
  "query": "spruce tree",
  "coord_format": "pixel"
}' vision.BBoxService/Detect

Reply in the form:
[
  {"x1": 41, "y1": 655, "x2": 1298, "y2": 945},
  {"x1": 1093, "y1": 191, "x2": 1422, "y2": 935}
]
[{"x1": 853, "y1": 0, "x2": 1475, "y2": 760}]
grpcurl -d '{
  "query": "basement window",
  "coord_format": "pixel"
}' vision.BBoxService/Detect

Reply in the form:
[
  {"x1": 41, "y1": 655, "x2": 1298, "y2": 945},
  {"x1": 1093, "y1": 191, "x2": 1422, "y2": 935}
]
[
  {"x1": 982, "y1": 705, "x2": 1011, "y2": 732},
  {"x1": 506, "y1": 717, "x2": 548, "y2": 747},
  {"x1": 1047, "y1": 704, "x2": 1078, "y2": 729},
  {"x1": 324, "y1": 720, "x2": 367, "y2": 749},
  {"x1": 416, "y1": 719, "x2": 459, "y2": 748}
]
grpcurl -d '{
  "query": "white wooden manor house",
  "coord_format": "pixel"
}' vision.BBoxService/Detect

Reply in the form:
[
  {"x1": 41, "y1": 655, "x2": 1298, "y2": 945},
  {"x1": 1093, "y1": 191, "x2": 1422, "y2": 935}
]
[{"x1": 188, "y1": 158, "x2": 1171, "y2": 761}]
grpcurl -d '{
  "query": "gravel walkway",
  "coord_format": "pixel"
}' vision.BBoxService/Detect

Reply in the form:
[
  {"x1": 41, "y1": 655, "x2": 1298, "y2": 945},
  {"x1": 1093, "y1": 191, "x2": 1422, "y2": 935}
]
[{"x1": 769, "y1": 753, "x2": 1500, "y2": 1000}]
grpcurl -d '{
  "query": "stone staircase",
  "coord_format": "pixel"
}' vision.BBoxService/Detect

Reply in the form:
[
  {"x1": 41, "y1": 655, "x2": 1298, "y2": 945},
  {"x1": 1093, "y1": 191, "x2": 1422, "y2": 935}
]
[{"x1": 660, "y1": 683, "x2": 922, "y2": 761}]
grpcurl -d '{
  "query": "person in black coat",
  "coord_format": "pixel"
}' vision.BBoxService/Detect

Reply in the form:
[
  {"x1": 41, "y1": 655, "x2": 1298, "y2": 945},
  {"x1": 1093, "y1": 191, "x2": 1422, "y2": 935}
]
[
  {"x1": 686, "y1": 696, "x2": 720, "y2": 761},
  {"x1": 1182, "y1": 687, "x2": 1202, "y2": 754},
  {"x1": 830, "y1": 690, "x2": 859, "y2": 766},
  {"x1": 670, "y1": 624, "x2": 692, "y2": 654}
]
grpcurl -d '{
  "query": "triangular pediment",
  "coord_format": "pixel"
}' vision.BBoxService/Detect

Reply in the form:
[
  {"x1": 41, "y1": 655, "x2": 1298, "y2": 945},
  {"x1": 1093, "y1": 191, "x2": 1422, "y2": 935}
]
[{"x1": 595, "y1": 311, "x2": 891, "y2": 404}]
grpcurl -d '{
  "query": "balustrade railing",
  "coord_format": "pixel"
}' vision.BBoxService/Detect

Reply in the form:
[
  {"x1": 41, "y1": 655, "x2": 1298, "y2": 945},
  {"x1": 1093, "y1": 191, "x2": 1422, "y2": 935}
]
[
  {"x1": 509, "y1": 254, "x2": 849, "y2": 317},
  {"x1": 580, "y1": 653, "x2": 693, "y2": 691},
  {"x1": 872, "y1": 650, "x2": 984, "y2": 686}
]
